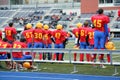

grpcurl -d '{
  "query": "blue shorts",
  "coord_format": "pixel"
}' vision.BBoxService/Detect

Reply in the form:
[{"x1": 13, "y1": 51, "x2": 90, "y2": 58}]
[
  {"x1": 13, "y1": 55, "x2": 32, "y2": 60},
  {"x1": 0, "y1": 54, "x2": 7, "y2": 59}
]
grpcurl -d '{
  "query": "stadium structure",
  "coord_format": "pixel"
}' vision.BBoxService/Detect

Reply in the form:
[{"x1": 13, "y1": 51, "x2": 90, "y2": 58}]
[{"x1": 0, "y1": 0, "x2": 120, "y2": 38}]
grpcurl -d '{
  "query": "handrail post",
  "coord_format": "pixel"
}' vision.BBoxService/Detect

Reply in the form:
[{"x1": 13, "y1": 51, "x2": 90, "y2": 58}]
[
  {"x1": 109, "y1": 51, "x2": 113, "y2": 65},
  {"x1": 110, "y1": 51, "x2": 119, "y2": 76},
  {"x1": 31, "y1": 48, "x2": 34, "y2": 68},
  {"x1": 68, "y1": 49, "x2": 71, "y2": 63}
]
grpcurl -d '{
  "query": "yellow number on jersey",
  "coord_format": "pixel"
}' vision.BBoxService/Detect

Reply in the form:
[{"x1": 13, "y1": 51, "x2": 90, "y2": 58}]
[
  {"x1": 34, "y1": 33, "x2": 42, "y2": 39},
  {"x1": 13, "y1": 44, "x2": 21, "y2": 48},
  {"x1": 88, "y1": 32, "x2": 94, "y2": 39},
  {"x1": 44, "y1": 34, "x2": 48, "y2": 40},
  {"x1": 25, "y1": 32, "x2": 33, "y2": 38},
  {"x1": 93, "y1": 20, "x2": 102, "y2": 28},
  {"x1": 3, "y1": 44, "x2": 7, "y2": 48},
  {"x1": 5, "y1": 30, "x2": 11, "y2": 36},
  {"x1": 80, "y1": 30, "x2": 85, "y2": 36},
  {"x1": 75, "y1": 32, "x2": 79, "y2": 38},
  {"x1": 55, "y1": 33, "x2": 60, "y2": 39}
]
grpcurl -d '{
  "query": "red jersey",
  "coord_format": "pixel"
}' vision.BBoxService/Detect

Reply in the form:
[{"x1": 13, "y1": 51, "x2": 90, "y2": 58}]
[
  {"x1": 52, "y1": 30, "x2": 66, "y2": 44},
  {"x1": 118, "y1": 10, "x2": 120, "y2": 17},
  {"x1": 61, "y1": 30, "x2": 68, "y2": 43},
  {"x1": 91, "y1": 14, "x2": 109, "y2": 32},
  {"x1": 33, "y1": 29, "x2": 44, "y2": 42},
  {"x1": 0, "y1": 40, "x2": 2, "y2": 46},
  {"x1": 0, "y1": 41, "x2": 12, "y2": 54},
  {"x1": 72, "y1": 28, "x2": 79, "y2": 38},
  {"x1": 43, "y1": 30, "x2": 52, "y2": 44},
  {"x1": 79, "y1": 27, "x2": 88, "y2": 42},
  {"x1": 87, "y1": 28, "x2": 95, "y2": 45},
  {"x1": 0, "y1": 30, "x2": 2, "y2": 41},
  {"x1": 4, "y1": 26, "x2": 17, "y2": 41},
  {"x1": 22, "y1": 29, "x2": 34, "y2": 43},
  {"x1": 12, "y1": 41, "x2": 27, "y2": 58}
]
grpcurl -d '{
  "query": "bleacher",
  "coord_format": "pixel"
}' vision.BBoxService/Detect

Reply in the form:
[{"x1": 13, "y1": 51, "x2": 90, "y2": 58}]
[{"x1": 0, "y1": 6, "x2": 119, "y2": 38}]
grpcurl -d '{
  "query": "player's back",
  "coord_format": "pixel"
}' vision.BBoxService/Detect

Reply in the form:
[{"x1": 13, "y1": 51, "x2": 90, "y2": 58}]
[
  {"x1": 33, "y1": 29, "x2": 44, "y2": 42},
  {"x1": 72, "y1": 28, "x2": 79, "y2": 38},
  {"x1": 91, "y1": 14, "x2": 107, "y2": 32},
  {"x1": 4, "y1": 26, "x2": 17, "y2": 41},
  {"x1": 87, "y1": 28, "x2": 95, "y2": 45},
  {"x1": 43, "y1": 29, "x2": 52, "y2": 44},
  {"x1": 22, "y1": 29, "x2": 34, "y2": 43},
  {"x1": 52, "y1": 30, "x2": 65, "y2": 44},
  {"x1": 79, "y1": 27, "x2": 88, "y2": 42}
]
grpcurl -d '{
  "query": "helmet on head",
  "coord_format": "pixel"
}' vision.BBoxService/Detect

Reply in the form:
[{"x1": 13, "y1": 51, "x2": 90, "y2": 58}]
[
  {"x1": 76, "y1": 23, "x2": 82, "y2": 28},
  {"x1": 36, "y1": 22, "x2": 43, "y2": 29},
  {"x1": 26, "y1": 23, "x2": 32, "y2": 29},
  {"x1": 56, "y1": 24, "x2": 62, "y2": 30},
  {"x1": 44, "y1": 25, "x2": 49, "y2": 30},
  {"x1": 105, "y1": 41, "x2": 115, "y2": 50}
]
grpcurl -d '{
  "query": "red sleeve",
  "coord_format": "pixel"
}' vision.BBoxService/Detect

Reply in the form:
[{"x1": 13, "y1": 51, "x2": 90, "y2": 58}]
[
  {"x1": 23, "y1": 43, "x2": 27, "y2": 48},
  {"x1": 13, "y1": 28, "x2": 17, "y2": 34},
  {"x1": 104, "y1": 15, "x2": 110, "y2": 23},
  {"x1": 0, "y1": 31, "x2": 2, "y2": 40},
  {"x1": 108, "y1": 28, "x2": 110, "y2": 32},
  {"x1": 118, "y1": 10, "x2": 120, "y2": 17},
  {"x1": 49, "y1": 30, "x2": 52, "y2": 36},
  {"x1": 72, "y1": 29, "x2": 75, "y2": 34}
]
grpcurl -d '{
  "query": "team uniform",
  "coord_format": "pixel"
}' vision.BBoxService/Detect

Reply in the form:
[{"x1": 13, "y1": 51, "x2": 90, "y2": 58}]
[
  {"x1": 0, "y1": 39, "x2": 12, "y2": 69},
  {"x1": 12, "y1": 40, "x2": 32, "y2": 60},
  {"x1": 0, "y1": 40, "x2": 12, "y2": 59},
  {"x1": 86, "y1": 27, "x2": 95, "y2": 61},
  {"x1": 72, "y1": 28, "x2": 80, "y2": 61},
  {"x1": 91, "y1": 9, "x2": 110, "y2": 68},
  {"x1": 33, "y1": 28, "x2": 44, "y2": 59},
  {"x1": 4, "y1": 26, "x2": 17, "y2": 44},
  {"x1": 43, "y1": 27, "x2": 52, "y2": 60},
  {"x1": 91, "y1": 14, "x2": 109, "y2": 48},
  {"x1": 22, "y1": 28, "x2": 34, "y2": 48},
  {"x1": 52, "y1": 25, "x2": 66, "y2": 60},
  {"x1": 91, "y1": 14, "x2": 109, "y2": 60},
  {"x1": 72, "y1": 23, "x2": 82, "y2": 61},
  {"x1": 72, "y1": 28, "x2": 80, "y2": 45},
  {"x1": 61, "y1": 30, "x2": 69, "y2": 60},
  {"x1": 78, "y1": 26, "x2": 88, "y2": 61}
]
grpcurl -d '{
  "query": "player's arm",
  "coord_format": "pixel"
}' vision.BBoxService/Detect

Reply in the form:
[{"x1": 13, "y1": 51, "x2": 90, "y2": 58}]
[
  {"x1": 13, "y1": 28, "x2": 17, "y2": 40},
  {"x1": 86, "y1": 35, "x2": 89, "y2": 46},
  {"x1": 51, "y1": 37, "x2": 55, "y2": 43},
  {"x1": 63, "y1": 31, "x2": 69, "y2": 45},
  {"x1": 20, "y1": 31, "x2": 25, "y2": 39},
  {"x1": 77, "y1": 34, "x2": 80, "y2": 46},
  {"x1": 50, "y1": 31, "x2": 55, "y2": 43},
  {"x1": 12, "y1": 33, "x2": 17, "y2": 41},
  {"x1": 104, "y1": 24, "x2": 109, "y2": 37}
]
